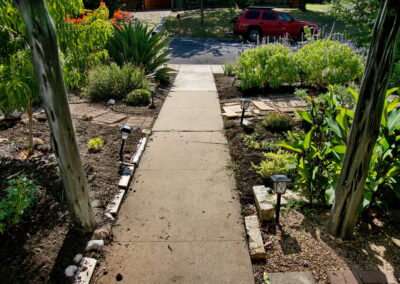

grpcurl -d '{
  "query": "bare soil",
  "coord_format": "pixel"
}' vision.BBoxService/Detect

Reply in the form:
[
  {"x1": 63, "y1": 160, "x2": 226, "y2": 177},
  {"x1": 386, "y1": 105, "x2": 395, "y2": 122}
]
[{"x1": 217, "y1": 74, "x2": 400, "y2": 284}]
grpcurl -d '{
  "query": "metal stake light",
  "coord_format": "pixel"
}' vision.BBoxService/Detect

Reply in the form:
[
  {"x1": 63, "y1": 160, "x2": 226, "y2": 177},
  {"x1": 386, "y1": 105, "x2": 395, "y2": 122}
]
[
  {"x1": 148, "y1": 82, "x2": 157, "y2": 109},
  {"x1": 119, "y1": 125, "x2": 134, "y2": 162},
  {"x1": 240, "y1": 98, "x2": 251, "y2": 125},
  {"x1": 271, "y1": 174, "x2": 291, "y2": 224}
]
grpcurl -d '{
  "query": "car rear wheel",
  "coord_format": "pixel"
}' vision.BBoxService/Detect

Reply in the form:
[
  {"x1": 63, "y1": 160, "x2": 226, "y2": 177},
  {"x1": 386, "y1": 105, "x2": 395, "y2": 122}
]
[{"x1": 248, "y1": 28, "x2": 261, "y2": 42}]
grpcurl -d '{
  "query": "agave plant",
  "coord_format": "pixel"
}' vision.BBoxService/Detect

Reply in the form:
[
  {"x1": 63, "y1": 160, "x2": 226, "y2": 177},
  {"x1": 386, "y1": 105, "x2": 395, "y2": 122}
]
[{"x1": 106, "y1": 22, "x2": 173, "y2": 83}]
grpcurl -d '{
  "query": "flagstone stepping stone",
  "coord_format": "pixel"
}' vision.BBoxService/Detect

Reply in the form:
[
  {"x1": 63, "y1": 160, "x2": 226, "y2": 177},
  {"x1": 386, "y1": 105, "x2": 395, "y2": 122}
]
[
  {"x1": 268, "y1": 271, "x2": 315, "y2": 284},
  {"x1": 69, "y1": 105, "x2": 108, "y2": 118},
  {"x1": 244, "y1": 215, "x2": 266, "y2": 260},
  {"x1": 93, "y1": 112, "x2": 127, "y2": 124},
  {"x1": 126, "y1": 116, "x2": 154, "y2": 129},
  {"x1": 253, "y1": 100, "x2": 275, "y2": 111}
]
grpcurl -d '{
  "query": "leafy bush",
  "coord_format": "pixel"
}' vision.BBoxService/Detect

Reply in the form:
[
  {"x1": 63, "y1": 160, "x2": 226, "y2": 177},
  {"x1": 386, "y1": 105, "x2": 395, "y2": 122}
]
[
  {"x1": 253, "y1": 150, "x2": 295, "y2": 179},
  {"x1": 295, "y1": 40, "x2": 364, "y2": 86},
  {"x1": 262, "y1": 112, "x2": 294, "y2": 131},
  {"x1": 126, "y1": 89, "x2": 151, "y2": 106},
  {"x1": 85, "y1": 63, "x2": 149, "y2": 100},
  {"x1": 0, "y1": 175, "x2": 38, "y2": 233},
  {"x1": 236, "y1": 44, "x2": 298, "y2": 89},
  {"x1": 58, "y1": 3, "x2": 113, "y2": 89},
  {"x1": 223, "y1": 62, "x2": 236, "y2": 76},
  {"x1": 87, "y1": 137, "x2": 104, "y2": 152},
  {"x1": 106, "y1": 22, "x2": 173, "y2": 83}
]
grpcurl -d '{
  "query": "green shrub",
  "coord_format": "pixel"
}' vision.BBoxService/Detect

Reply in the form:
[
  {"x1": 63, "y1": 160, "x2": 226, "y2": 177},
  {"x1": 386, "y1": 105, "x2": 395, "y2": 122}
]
[
  {"x1": 106, "y1": 22, "x2": 173, "y2": 83},
  {"x1": 242, "y1": 133, "x2": 260, "y2": 149},
  {"x1": 295, "y1": 40, "x2": 364, "y2": 86},
  {"x1": 85, "y1": 63, "x2": 149, "y2": 100},
  {"x1": 236, "y1": 44, "x2": 298, "y2": 89},
  {"x1": 126, "y1": 89, "x2": 151, "y2": 106},
  {"x1": 87, "y1": 137, "x2": 104, "y2": 152},
  {"x1": 0, "y1": 175, "x2": 38, "y2": 233},
  {"x1": 253, "y1": 150, "x2": 295, "y2": 179},
  {"x1": 223, "y1": 62, "x2": 236, "y2": 76},
  {"x1": 262, "y1": 112, "x2": 294, "y2": 130},
  {"x1": 261, "y1": 141, "x2": 279, "y2": 152}
]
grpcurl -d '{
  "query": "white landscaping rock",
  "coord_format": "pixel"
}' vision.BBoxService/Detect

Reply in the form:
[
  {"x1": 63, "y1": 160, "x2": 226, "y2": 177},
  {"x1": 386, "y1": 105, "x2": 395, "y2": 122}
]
[
  {"x1": 118, "y1": 166, "x2": 135, "y2": 189},
  {"x1": 131, "y1": 137, "x2": 147, "y2": 165},
  {"x1": 107, "y1": 99, "x2": 115, "y2": 106},
  {"x1": 85, "y1": 240, "x2": 104, "y2": 252},
  {"x1": 253, "y1": 186, "x2": 275, "y2": 222},
  {"x1": 73, "y1": 254, "x2": 83, "y2": 264},
  {"x1": 75, "y1": 257, "x2": 97, "y2": 284},
  {"x1": 65, "y1": 265, "x2": 78, "y2": 277},
  {"x1": 244, "y1": 215, "x2": 266, "y2": 260},
  {"x1": 106, "y1": 190, "x2": 126, "y2": 215}
]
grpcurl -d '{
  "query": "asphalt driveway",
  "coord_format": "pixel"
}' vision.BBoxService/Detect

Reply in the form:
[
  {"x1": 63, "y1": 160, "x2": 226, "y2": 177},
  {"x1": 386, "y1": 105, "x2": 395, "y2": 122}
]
[{"x1": 167, "y1": 37, "x2": 251, "y2": 64}]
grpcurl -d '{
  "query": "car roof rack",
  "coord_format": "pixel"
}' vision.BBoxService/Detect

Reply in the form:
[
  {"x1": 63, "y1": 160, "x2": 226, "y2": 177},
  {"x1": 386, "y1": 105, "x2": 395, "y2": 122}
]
[{"x1": 247, "y1": 6, "x2": 275, "y2": 10}]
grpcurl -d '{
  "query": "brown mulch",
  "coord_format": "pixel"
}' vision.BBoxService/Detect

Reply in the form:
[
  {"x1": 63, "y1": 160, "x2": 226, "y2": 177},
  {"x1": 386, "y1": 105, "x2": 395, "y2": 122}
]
[{"x1": 217, "y1": 73, "x2": 400, "y2": 284}]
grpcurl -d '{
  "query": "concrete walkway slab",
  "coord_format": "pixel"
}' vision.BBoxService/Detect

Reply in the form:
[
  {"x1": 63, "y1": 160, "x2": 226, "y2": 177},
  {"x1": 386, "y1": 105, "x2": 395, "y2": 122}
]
[{"x1": 98, "y1": 64, "x2": 254, "y2": 284}]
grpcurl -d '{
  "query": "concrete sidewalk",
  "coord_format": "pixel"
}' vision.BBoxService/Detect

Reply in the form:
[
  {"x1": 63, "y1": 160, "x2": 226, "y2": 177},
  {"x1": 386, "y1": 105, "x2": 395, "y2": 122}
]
[{"x1": 98, "y1": 65, "x2": 254, "y2": 284}]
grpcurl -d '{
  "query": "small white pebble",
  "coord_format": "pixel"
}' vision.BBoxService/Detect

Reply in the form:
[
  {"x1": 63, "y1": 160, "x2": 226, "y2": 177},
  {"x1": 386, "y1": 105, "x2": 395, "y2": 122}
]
[
  {"x1": 73, "y1": 253, "x2": 83, "y2": 264},
  {"x1": 65, "y1": 265, "x2": 78, "y2": 277},
  {"x1": 86, "y1": 240, "x2": 104, "y2": 251}
]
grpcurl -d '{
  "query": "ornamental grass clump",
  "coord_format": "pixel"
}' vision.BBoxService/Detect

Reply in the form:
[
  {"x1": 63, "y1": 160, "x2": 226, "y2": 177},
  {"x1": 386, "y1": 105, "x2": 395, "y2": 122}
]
[
  {"x1": 262, "y1": 112, "x2": 294, "y2": 131},
  {"x1": 236, "y1": 44, "x2": 298, "y2": 90},
  {"x1": 85, "y1": 63, "x2": 149, "y2": 100},
  {"x1": 126, "y1": 89, "x2": 151, "y2": 106}
]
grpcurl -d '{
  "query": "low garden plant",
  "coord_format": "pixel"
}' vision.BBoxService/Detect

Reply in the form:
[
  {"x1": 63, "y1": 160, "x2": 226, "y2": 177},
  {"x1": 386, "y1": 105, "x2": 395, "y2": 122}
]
[
  {"x1": 252, "y1": 150, "x2": 295, "y2": 180},
  {"x1": 0, "y1": 174, "x2": 38, "y2": 233},
  {"x1": 262, "y1": 112, "x2": 294, "y2": 131},
  {"x1": 126, "y1": 89, "x2": 151, "y2": 106},
  {"x1": 85, "y1": 63, "x2": 149, "y2": 100},
  {"x1": 87, "y1": 136, "x2": 104, "y2": 153}
]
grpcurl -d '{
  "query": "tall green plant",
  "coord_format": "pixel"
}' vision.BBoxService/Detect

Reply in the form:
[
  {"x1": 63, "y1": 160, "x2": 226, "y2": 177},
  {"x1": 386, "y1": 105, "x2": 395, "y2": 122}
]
[{"x1": 106, "y1": 22, "x2": 173, "y2": 83}]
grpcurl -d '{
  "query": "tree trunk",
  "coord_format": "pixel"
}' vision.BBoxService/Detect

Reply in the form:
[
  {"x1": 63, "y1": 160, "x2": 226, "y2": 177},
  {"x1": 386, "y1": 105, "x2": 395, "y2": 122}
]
[
  {"x1": 27, "y1": 102, "x2": 33, "y2": 155},
  {"x1": 15, "y1": 0, "x2": 96, "y2": 232},
  {"x1": 300, "y1": 0, "x2": 307, "y2": 12},
  {"x1": 200, "y1": 0, "x2": 204, "y2": 26},
  {"x1": 328, "y1": 0, "x2": 400, "y2": 240}
]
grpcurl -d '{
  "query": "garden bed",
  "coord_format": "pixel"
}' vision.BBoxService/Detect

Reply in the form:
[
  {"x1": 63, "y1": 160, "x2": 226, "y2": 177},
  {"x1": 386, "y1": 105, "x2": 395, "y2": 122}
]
[
  {"x1": 216, "y1": 74, "x2": 400, "y2": 284},
  {"x1": 0, "y1": 116, "x2": 143, "y2": 283}
]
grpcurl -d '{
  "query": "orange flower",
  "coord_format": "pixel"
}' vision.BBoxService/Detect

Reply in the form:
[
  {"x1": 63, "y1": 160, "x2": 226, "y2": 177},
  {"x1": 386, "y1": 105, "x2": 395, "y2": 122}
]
[
  {"x1": 100, "y1": 1, "x2": 106, "y2": 7},
  {"x1": 111, "y1": 17, "x2": 117, "y2": 24}
]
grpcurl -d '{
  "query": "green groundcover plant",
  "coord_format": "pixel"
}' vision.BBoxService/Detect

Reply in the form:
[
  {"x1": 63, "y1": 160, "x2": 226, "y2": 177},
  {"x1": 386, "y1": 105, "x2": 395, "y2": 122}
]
[{"x1": 0, "y1": 175, "x2": 38, "y2": 233}]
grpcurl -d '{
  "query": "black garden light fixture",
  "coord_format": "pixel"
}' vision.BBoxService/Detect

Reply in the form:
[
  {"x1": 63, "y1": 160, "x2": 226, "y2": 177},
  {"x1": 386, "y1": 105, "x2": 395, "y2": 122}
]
[
  {"x1": 148, "y1": 82, "x2": 157, "y2": 109},
  {"x1": 119, "y1": 125, "x2": 135, "y2": 162},
  {"x1": 240, "y1": 98, "x2": 251, "y2": 125},
  {"x1": 271, "y1": 174, "x2": 291, "y2": 224}
]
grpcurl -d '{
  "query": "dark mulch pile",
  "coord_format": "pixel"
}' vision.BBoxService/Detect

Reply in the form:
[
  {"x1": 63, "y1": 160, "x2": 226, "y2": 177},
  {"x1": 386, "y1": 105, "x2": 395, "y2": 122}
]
[
  {"x1": 217, "y1": 73, "x2": 400, "y2": 284},
  {"x1": 0, "y1": 117, "x2": 143, "y2": 284}
]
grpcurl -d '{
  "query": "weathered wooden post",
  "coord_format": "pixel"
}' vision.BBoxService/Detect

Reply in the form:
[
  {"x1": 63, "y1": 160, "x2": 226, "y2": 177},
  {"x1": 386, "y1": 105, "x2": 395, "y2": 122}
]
[
  {"x1": 329, "y1": 0, "x2": 400, "y2": 240},
  {"x1": 15, "y1": 0, "x2": 96, "y2": 232}
]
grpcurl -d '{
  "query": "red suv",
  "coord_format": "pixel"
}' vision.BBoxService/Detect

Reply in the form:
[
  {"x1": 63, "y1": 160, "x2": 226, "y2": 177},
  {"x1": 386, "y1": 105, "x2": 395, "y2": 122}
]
[{"x1": 233, "y1": 6, "x2": 318, "y2": 41}]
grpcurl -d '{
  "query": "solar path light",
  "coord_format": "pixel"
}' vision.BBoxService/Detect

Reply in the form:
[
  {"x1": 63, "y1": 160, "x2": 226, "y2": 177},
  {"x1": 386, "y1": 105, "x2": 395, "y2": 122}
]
[
  {"x1": 271, "y1": 174, "x2": 291, "y2": 224},
  {"x1": 119, "y1": 125, "x2": 134, "y2": 162},
  {"x1": 240, "y1": 98, "x2": 251, "y2": 125}
]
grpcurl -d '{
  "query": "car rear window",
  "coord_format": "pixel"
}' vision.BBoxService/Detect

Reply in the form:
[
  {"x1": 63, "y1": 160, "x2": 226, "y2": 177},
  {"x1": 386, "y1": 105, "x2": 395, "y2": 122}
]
[
  {"x1": 245, "y1": 11, "x2": 260, "y2": 20},
  {"x1": 263, "y1": 11, "x2": 276, "y2": 20},
  {"x1": 279, "y1": 13, "x2": 292, "y2": 21}
]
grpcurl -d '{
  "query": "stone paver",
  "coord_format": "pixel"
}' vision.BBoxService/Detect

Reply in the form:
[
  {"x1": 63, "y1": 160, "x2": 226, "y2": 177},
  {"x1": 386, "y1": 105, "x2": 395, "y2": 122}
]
[
  {"x1": 245, "y1": 215, "x2": 266, "y2": 260},
  {"x1": 69, "y1": 104, "x2": 109, "y2": 118},
  {"x1": 327, "y1": 271, "x2": 400, "y2": 284},
  {"x1": 92, "y1": 112, "x2": 127, "y2": 124},
  {"x1": 268, "y1": 272, "x2": 316, "y2": 284},
  {"x1": 97, "y1": 65, "x2": 254, "y2": 283},
  {"x1": 253, "y1": 186, "x2": 275, "y2": 222},
  {"x1": 125, "y1": 116, "x2": 154, "y2": 129}
]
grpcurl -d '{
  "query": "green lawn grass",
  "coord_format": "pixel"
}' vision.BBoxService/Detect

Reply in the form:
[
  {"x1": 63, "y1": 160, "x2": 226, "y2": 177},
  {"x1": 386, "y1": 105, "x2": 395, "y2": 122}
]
[{"x1": 163, "y1": 4, "x2": 350, "y2": 40}]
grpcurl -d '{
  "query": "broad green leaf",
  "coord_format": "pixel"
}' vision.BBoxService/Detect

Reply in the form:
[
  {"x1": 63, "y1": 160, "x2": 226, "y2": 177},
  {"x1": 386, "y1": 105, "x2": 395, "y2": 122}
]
[
  {"x1": 332, "y1": 145, "x2": 346, "y2": 154},
  {"x1": 296, "y1": 110, "x2": 313, "y2": 124},
  {"x1": 277, "y1": 142, "x2": 303, "y2": 153},
  {"x1": 303, "y1": 128, "x2": 314, "y2": 151},
  {"x1": 348, "y1": 88, "x2": 359, "y2": 102},
  {"x1": 388, "y1": 109, "x2": 400, "y2": 132}
]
